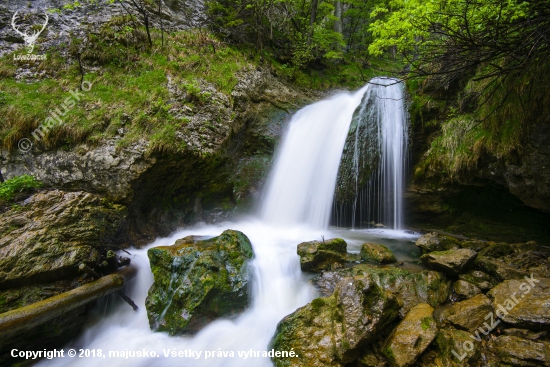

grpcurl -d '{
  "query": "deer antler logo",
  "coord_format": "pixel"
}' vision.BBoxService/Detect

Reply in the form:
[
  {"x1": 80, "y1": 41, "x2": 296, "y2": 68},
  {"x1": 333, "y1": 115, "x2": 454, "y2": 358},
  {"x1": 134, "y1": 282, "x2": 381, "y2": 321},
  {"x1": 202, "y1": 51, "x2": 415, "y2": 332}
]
[{"x1": 11, "y1": 11, "x2": 49, "y2": 54}]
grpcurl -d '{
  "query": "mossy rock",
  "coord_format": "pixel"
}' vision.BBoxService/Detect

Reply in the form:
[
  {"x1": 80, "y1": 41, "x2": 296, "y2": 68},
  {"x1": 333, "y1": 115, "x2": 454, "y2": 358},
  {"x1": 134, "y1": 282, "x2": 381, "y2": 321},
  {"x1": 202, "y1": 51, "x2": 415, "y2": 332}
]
[
  {"x1": 420, "y1": 248, "x2": 477, "y2": 276},
  {"x1": 312, "y1": 264, "x2": 450, "y2": 318},
  {"x1": 360, "y1": 243, "x2": 397, "y2": 264},
  {"x1": 452, "y1": 280, "x2": 481, "y2": 300},
  {"x1": 438, "y1": 294, "x2": 493, "y2": 331},
  {"x1": 271, "y1": 274, "x2": 401, "y2": 367},
  {"x1": 415, "y1": 233, "x2": 461, "y2": 253},
  {"x1": 145, "y1": 230, "x2": 254, "y2": 335},
  {"x1": 297, "y1": 238, "x2": 348, "y2": 272},
  {"x1": 433, "y1": 327, "x2": 481, "y2": 367},
  {"x1": 382, "y1": 303, "x2": 438, "y2": 367},
  {"x1": 458, "y1": 270, "x2": 499, "y2": 291}
]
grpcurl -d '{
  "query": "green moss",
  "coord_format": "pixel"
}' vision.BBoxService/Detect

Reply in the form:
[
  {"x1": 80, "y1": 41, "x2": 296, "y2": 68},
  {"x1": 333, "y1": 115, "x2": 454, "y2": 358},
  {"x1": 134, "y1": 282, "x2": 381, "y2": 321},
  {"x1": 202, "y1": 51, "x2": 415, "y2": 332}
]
[
  {"x1": 421, "y1": 316, "x2": 434, "y2": 330},
  {"x1": 0, "y1": 175, "x2": 42, "y2": 204}
]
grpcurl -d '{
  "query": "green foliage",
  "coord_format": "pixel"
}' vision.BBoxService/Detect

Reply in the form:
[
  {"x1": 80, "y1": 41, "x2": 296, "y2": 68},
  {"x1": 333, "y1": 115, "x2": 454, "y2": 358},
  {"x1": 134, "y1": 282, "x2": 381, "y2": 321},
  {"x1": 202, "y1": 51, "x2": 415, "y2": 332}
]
[{"x1": 0, "y1": 175, "x2": 42, "y2": 203}]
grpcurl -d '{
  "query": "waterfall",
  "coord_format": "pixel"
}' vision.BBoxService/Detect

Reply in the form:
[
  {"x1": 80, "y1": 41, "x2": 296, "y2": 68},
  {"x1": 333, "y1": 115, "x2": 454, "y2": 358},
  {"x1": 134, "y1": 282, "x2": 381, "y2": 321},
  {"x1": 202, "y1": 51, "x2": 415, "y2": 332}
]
[
  {"x1": 37, "y1": 79, "x2": 412, "y2": 367},
  {"x1": 260, "y1": 86, "x2": 369, "y2": 228},
  {"x1": 333, "y1": 77, "x2": 408, "y2": 229}
]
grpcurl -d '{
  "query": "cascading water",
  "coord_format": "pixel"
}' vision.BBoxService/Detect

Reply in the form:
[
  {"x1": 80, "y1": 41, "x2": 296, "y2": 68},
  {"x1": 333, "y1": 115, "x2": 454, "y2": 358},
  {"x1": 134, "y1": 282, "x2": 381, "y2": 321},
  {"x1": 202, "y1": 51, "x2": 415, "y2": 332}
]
[
  {"x1": 38, "y1": 81, "x2": 415, "y2": 367},
  {"x1": 260, "y1": 86, "x2": 369, "y2": 228},
  {"x1": 333, "y1": 77, "x2": 408, "y2": 229}
]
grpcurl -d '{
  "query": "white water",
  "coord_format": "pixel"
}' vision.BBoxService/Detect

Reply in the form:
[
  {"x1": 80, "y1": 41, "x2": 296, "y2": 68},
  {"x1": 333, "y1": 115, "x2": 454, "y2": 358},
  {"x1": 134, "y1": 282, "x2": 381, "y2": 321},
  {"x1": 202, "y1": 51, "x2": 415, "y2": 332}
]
[
  {"x1": 38, "y1": 83, "x2": 414, "y2": 367},
  {"x1": 260, "y1": 87, "x2": 369, "y2": 228}
]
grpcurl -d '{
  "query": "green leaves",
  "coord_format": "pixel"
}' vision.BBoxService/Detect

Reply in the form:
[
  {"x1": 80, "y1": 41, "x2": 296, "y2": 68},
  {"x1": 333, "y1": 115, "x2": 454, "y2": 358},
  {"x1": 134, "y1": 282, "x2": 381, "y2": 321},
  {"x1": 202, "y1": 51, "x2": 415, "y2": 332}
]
[{"x1": 0, "y1": 175, "x2": 42, "y2": 204}]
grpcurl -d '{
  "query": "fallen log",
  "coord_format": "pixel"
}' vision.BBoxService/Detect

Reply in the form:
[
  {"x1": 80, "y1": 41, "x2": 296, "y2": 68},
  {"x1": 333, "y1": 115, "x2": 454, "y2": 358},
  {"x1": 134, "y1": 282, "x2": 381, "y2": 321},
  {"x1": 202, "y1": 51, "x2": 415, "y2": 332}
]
[{"x1": 0, "y1": 265, "x2": 137, "y2": 342}]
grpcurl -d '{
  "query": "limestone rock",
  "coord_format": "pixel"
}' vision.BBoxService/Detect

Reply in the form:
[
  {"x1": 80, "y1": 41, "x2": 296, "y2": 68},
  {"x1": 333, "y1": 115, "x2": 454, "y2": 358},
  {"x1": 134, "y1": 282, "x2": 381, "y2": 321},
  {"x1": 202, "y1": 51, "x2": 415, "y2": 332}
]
[
  {"x1": 458, "y1": 270, "x2": 499, "y2": 291},
  {"x1": 453, "y1": 280, "x2": 482, "y2": 300},
  {"x1": 492, "y1": 335, "x2": 550, "y2": 366},
  {"x1": 145, "y1": 230, "x2": 254, "y2": 335},
  {"x1": 311, "y1": 265, "x2": 450, "y2": 318},
  {"x1": 0, "y1": 190, "x2": 126, "y2": 290},
  {"x1": 420, "y1": 248, "x2": 477, "y2": 276},
  {"x1": 382, "y1": 303, "x2": 438, "y2": 367},
  {"x1": 361, "y1": 243, "x2": 397, "y2": 264},
  {"x1": 297, "y1": 238, "x2": 348, "y2": 272},
  {"x1": 439, "y1": 294, "x2": 493, "y2": 331},
  {"x1": 271, "y1": 275, "x2": 401, "y2": 367},
  {"x1": 415, "y1": 233, "x2": 461, "y2": 253},
  {"x1": 487, "y1": 277, "x2": 550, "y2": 328}
]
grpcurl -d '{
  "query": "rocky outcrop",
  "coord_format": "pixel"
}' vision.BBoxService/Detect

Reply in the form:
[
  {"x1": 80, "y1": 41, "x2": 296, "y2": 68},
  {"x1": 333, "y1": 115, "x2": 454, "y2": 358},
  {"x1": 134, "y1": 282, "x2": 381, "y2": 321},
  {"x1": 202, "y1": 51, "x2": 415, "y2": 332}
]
[
  {"x1": 360, "y1": 243, "x2": 396, "y2": 264},
  {"x1": 311, "y1": 265, "x2": 450, "y2": 317},
  {"x1": 420, "y1": 248, "x2": 477, "y2": 276},
  {"x1": 382, "y1": 303, "x2": 438, "y2": 367},
  {"x1": 146, "y1": 230, "x2": 254, "y2": 335},
  {"x1": 297, "y1": 238, "x2": 348, "y2": 272},
  {"x1": 271, "y1": 275, "x2": 401, "y2": 367},
  {"x1": 0, "y1": 190, "x2": 126, "y2": 291},
  {"x1": 491, "y1": 335, "x2": 550, "y2": 366}
]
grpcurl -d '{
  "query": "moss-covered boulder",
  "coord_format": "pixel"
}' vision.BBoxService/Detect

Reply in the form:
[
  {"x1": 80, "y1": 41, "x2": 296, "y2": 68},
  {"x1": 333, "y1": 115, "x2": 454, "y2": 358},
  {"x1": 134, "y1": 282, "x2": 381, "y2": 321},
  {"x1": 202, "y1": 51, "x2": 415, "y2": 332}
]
[
  {"x1": 145, "y1": 230, "x2": 254, "y2": 335},
  {"x1": 458, "y1": 270, "x2": 499, "y2": 291},
  {"x1": 361, "y1": 243, "x2": 397, "y2": 264},
  {"x1": 0, "y1": 190, "x2": 126, "y2": 291},
  {"x1": 487, "y1": 277, "x2": 550, "y2": 329},
  {"x1": 382, "y1": 303, "x2": 438, "y2": 367},
  {"x1": 453, "y1": 280, "x2": 481, "y2": 300},
  {"x1": 415, "y1": 233, "x2": 461, "y2": 253},
  {"x1": 433, "y1": 327, "x2": 481, "y2": 367},
  {"x1": 439, "y1": 294, "x2": 493, "y2": 331},
  {"x1": 420, "y1": 248, "x2": 477, "y2": 276},
  {"x1": 270, "y1": 275, "x2": 401, "y2": 367},
  {"x1": 297, "y1": 238, "x2": 348, "y2": 272},
  {"x1": 312, "y1": 264, "x2": 450, "y2": 317}
]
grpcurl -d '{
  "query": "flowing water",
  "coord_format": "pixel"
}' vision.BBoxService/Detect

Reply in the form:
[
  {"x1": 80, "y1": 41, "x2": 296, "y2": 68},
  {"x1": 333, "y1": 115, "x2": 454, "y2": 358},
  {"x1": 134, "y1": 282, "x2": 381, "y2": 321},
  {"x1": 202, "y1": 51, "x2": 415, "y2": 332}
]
[
  {"x1": 333, "y1": 77, "x2": 408, "y2": 229},
  {"x1": 39, "y1": 83, "x2": 418, "y2": 367}
]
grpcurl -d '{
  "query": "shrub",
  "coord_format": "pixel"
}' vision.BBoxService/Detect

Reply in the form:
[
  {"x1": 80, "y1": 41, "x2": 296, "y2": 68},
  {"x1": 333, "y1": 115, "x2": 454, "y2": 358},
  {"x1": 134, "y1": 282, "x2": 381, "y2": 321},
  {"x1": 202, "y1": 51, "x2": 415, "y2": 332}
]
[{"x1": 0, "y1": 175, "x2": 43, "y2": 203}]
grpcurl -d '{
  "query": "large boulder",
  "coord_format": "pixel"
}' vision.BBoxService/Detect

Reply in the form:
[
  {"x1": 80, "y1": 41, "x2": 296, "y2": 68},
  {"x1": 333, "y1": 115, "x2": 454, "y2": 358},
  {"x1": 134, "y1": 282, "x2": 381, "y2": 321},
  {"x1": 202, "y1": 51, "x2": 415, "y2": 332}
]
[
  {"x1": 297, "y1": 238, "x2": 348, "y2": 272},
  {"x1": 420, "y1": 248, "x2": 477, "y2": 276},
  {"x1": 438, "y1": 294, "x2": 493, "y2": 331},
  {"x1": 361, "y1": 243, "x2": 396, "y2": 264},
  {"x1": 415, "y1": 233, "x2": 461, "y2": 253},
  {"x1": 432, "y1": 327, "x2": 481, "y2": 367},
  {"x1": 145, "y1": 230, "x2": 254, "y2": 335},
  {"x1": 382, "y1": 303, "x2": 438, "y2": 367},
  {"x1": 312, "y1": 264, "x2": 450, "y2": 318},
  {"x1": 487, "y1": 277, "x2": 550, "y2": 329},
  {"x1": 270, "y1": 275, "x2": 401, "y2": 367},
  {"x1": 0, "y1": 190, "x2": 126, "y2": 290}
]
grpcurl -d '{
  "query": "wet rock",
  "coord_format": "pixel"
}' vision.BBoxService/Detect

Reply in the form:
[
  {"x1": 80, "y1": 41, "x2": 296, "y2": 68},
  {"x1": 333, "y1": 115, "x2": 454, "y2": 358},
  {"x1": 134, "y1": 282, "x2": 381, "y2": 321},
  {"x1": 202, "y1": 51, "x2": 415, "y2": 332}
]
[
  {"x1": 487, "y1": 277, "x2": 550, "y2": 329},
  {"x1": 458, "y1": 270, "x2": 499, "y2": 291},
  {"x1": 420, "y1": 248, "x2": 477, "y2": 276},
  {"x1": 453, "y1": 280, "x2": 482, "y2": 300},
  {"x1": 439, "y1": 294, "x2": 493, "y2": 331},
  {"x1": 361, "y1": 243, "x2": 397, "y2": 264},
  {"x1": 271, "y1": 275, "x2": 401, "y2": 367},
  {"x1": 382, "y1": 303, "x2": 438, "y2": 367},
  {"x1": 492, "y1": 335, "x2": 550, "y2": 366},
  {"x1": 0, "y1": 190, "x2": 126, "y2": 290},
  {"x1": 502, "y1": 328, "x2": 547, "y2": 340},
  {"x1": 311, "y1": 265, "x2": 450, "y2": 318},
  {"x1": 415, "y1": 233, "x2": 461, "y2": 253},
  {"x1": 297, "y1": 238, "x2": 348, "y2": 272},
  {"x1": 475, "y1": 242, "x2": 550, "y2": 281},
  {"x1": 433, "y1": 327, "x2": 481, "y2": 367},
  {"x1": 357, "y1": 346, "x2": 387, "y2": 367},
  {"x1": 145, "y1": 230, "x2": 254, "y2": 335}
]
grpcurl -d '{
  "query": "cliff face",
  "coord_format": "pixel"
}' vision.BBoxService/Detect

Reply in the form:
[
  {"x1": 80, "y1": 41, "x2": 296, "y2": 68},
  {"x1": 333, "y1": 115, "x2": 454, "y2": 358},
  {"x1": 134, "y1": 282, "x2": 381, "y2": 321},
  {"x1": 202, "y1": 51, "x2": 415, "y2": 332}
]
[{"x1": 406, "y1": 77, "x2": 550, "y2": 243}]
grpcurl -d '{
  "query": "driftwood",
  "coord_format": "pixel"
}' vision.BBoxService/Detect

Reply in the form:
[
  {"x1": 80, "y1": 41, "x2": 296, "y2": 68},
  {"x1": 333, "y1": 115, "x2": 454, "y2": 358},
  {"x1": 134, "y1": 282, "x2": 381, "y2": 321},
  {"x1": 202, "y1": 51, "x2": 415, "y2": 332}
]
[
  {"x1": 0, "y1": 266, "x2": 137, "y2": 342},
  {"x1": 78, "y1": 264, "x2": 139, "y2": 311}
]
